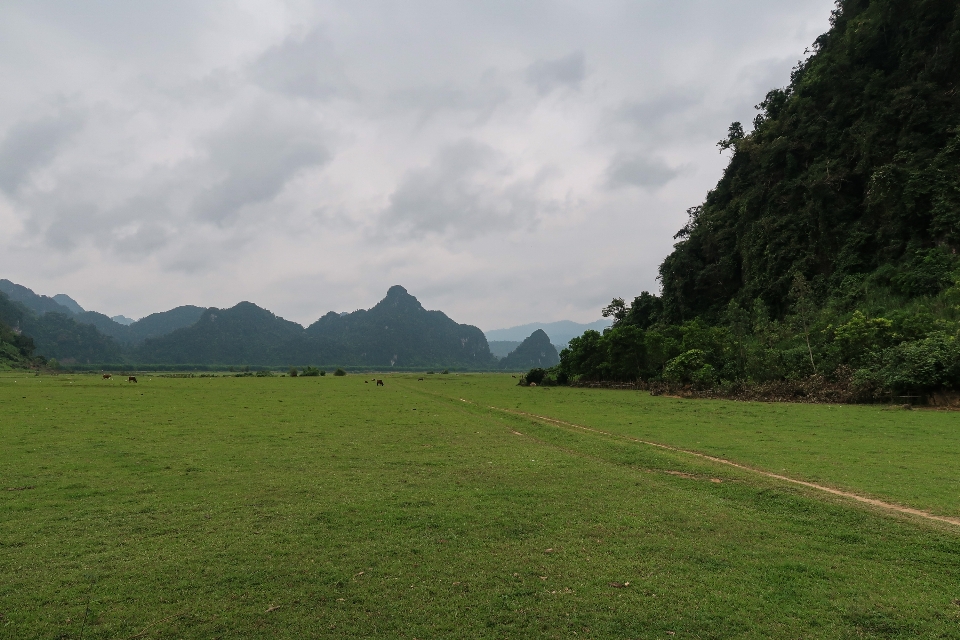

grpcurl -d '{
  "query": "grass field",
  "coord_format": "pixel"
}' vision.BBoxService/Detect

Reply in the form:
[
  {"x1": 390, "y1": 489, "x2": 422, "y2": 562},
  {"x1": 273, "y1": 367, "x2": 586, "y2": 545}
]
[{"x1": 2, "y1": 372, "x2": 960, "y2": 638}]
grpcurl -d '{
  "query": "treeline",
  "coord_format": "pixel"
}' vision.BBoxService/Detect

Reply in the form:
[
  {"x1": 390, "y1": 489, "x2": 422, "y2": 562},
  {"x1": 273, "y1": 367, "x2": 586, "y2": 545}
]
[
  {"x1": 551, "y1": 0, "x2": 960, "y2": 399},
  {"x1": 552, "y1": 271, "x2": 960, "y2": 396}
]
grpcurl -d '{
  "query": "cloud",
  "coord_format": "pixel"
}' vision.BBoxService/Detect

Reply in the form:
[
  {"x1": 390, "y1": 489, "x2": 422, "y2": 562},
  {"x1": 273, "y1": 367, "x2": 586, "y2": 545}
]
[
  {"x1": 193, "y1": 106, "x2": 331, "y2": 224},
  {"x1": 525, "y1": 51, "x2": 586, "y2": 95},
  {"x1": 248, "y1": 28, "x2": 354, "y2": 101},
  {"x1": 380, "y1": 140, "x2": 552, "y2": 239},
  {"x1": 0, "y1": 109, "x2": 84, "y2": 194},
  {"x1": 0, "y1": 0, "x2": 837, "y2": 327},
  {"x1": 607, "y1": 156, "x2": 680, "y2": 190}
]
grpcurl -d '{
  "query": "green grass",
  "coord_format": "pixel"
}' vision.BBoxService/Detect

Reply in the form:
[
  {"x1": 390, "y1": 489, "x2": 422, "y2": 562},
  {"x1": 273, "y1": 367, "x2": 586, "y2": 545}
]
[
  {"x1": 2, "y1": 372, "x2": 960, "y2": 638},
  {"x1": 454, "y1": 381, "x2": 960, "y2": 517}
]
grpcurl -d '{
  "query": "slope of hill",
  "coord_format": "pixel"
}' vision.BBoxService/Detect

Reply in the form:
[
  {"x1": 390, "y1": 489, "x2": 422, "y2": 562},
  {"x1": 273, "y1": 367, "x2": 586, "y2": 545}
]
[
  {"x1": 0, "y1": 293, "x2": 36, "y2": 369},
  {"x1": 498, "y1": 330, "x2": 559, "y2": 371},
  {"x1": 0, "y1": 280, "x2": 74, "y2": 317},
  {"x1": 558, "y1": 0, "x2": 960, "y2": 396},
  {"x1": 658, "y1": 0, "x2": 960, "y2": 322},
  {"x1": 52, "y1": 294, "x2": 85, "y2": 314},
  {"x1": 488, "y1": 340, "x2": 521, "y2": 359}
]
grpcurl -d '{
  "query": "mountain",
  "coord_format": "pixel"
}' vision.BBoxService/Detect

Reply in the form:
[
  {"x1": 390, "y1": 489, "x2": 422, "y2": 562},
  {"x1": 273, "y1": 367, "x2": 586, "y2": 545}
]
[
  {"x1": 498, "y1": 330, "x2": 560, "y2": 371},
  {"x1": 485, "y1": 320, "x2": 611, "y2": 348},
  {"x1": 134, "y1": 286, "x2": 496, "y2": 368},
  {"x1": 0, "y1": 280, "x2": 74, "y2": 317},
  {"x1": 305, "y1": 285, "x2": 495, "y2": 368},
  {"x1": 136, "y1": 302, "x2": 304, "y2": 365},
  {"x1": 488, "y1": 340, "x2": 521, "y2": 359},
  {"x1": 0, "y1": 290, "x2": 122, "y2": 364},
  {"x1": 558, "y1": 0, "x2": 960, "y2": 396},
  {"x1": 111, "y1": 315, "x2": 135, "y2": 325},
  {"x1": 658, "y1": 0, "x2": 960, "y2": 321},
  {"x1": 127, "y1": 306, "x2": 205, "y2": 342},
  {"x1": 52, "y1": 294, "x2": 85, "y2": 314}
]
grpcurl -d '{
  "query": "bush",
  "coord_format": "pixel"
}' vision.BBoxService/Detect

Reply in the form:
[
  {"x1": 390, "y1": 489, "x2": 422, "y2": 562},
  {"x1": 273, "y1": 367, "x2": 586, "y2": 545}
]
[
  {"x1": 441, "y1": 369, "x2": 449, "y2": 374},
  {"x1": 288, "y1": 367, "x2": 298, "y2": 377},
  {"x1": 320, "y1": 370, "x2": 326, "y2": 376},
  {"x1": 526, "y1": 368, "x2": 547, "y2": 386},
  {"x1": 334, "y1": 368, "x2": 346, "y2": 376},
  {"x1": 302, "y1": 366, "x2": 321, "y2": 377},
  {"x1": 255, "y1": 369, "x2": 273, "y2": 377}
]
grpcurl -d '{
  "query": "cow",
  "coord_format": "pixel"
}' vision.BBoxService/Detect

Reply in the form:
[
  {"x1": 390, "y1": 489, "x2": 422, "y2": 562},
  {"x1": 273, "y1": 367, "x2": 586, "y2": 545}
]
[
  {"x1": 417, "y1": 377, "x2": 424, "y2": 381},
  {"x1": 128, "y1": 376, "x2": 138, "y2": 383},
  {"x1": 364, "y1": 380, "x2": 369, "y2": 384},
  {"x1": 376, "y1": 379, "x2": 384, "y2": 386},
  {"x1": 102, "y1": 373, "x2": 112, "y2": 380}
]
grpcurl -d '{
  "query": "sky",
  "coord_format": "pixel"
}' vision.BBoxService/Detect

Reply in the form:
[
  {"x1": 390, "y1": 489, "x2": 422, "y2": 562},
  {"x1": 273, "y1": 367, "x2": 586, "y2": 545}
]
[{"x1": 0, "y1": 0, "x2": 836, "y2": 330}]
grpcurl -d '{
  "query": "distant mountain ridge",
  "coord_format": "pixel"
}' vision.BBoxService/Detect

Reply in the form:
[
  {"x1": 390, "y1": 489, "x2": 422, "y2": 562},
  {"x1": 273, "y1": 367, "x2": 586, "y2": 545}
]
[
  {"x1": 485, "y1": 319, "x2": 611, "y2": 348},
  {"x1": 136, "y1": 285, "x2": 496, "y2": 368}
]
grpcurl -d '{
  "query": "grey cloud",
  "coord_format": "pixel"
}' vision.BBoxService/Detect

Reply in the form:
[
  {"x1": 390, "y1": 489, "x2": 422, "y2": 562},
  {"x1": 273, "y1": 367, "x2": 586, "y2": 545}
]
[
  {"x1": 388, "y1": 82, "x2": 510, "y2": 125},
  {"x1": 249, "y1": 28, "x2": 353, "y2": 100},
  {"x1": 616, "y1": 92, "x2": 703, "y2": 128},
  {"x1": 0, "y1": 110, "x2": 84, "y2": 194},
  {"x1": 525, "y1": 51, "x2": 585, "y2": 95},
  {"x1": 381, "y1": 140, "x2": 548, "y2": 239},
  {"x1": 194, "y1": 108, "x2": 330, "y2": 223},
  {"x1": 607, "y1": 156, "x2": 680, "y2": 190}
]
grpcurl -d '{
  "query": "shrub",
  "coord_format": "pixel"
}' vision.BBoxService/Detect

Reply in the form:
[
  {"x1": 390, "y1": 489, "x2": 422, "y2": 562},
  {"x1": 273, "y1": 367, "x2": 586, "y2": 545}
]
[
  {"x1": 288, "y1": 367, "x2": 298, "y2": 377},
  {"x1": 255, "y1": 369, "x2": 273, "y2": 377},
  {"x1": 320, "y1": 370, "x2": 326, "y2": 376},
  {"x1": 526, "y1": 368, "x2": 547, "y2": 386},
  {"x1": 302, "y1": 366, "x2": 321, "y2": 377},
  {"x1": 441, "y1": 369, "x2": 449, "y2": 374},
  {"x1": 334, "y1": 368, "x2": 346, "y2": 376}
]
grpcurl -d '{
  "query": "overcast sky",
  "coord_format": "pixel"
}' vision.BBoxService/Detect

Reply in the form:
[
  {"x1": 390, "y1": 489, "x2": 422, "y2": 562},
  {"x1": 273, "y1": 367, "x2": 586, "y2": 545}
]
[{"x1": 0, "y1": 0, "x2": 835, "y2": 329}]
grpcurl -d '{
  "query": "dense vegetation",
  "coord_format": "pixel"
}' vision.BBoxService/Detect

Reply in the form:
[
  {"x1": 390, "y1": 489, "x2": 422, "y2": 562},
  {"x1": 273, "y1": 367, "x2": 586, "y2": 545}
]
[{"x1": 556, "y1": 0, "x2": 960, "y2": 399}]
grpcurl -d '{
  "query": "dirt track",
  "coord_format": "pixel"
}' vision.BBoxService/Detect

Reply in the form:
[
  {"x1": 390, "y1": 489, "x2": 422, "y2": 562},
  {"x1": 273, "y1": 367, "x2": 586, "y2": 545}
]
[{"x1": 488, "y1": 405, "x2": 960, "y2": 528}]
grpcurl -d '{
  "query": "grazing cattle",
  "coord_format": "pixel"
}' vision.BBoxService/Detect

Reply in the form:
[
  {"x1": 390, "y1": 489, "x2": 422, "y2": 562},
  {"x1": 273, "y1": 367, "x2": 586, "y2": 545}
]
[
  {"x1": 128, "y1": 376, "x2": 138, "y2": 383},
  {"x1": 102, "y1": 373, "x2": 112, "y2": 380},
  {"x1": 418, "y1": 377, "x2": 424, "y2": 381},
  {"x1": 364, "y1": 380, "x2": 369, "y2": 384},
  {"x1": 376, "y1": 379, "x2": 384, "y2": 386},
  {"x1": 529, "y1": 382, "x2": 537, "y2": 387}
]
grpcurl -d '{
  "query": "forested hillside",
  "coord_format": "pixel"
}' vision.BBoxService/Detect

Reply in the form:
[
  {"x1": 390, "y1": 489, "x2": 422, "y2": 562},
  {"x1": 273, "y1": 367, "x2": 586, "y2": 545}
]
[
  {"x1": 557, "y1": 0, "x2": 960, "y2": 398},
  {"x1": 660, "y1": 0, "x2": 960, "y2": 320}
]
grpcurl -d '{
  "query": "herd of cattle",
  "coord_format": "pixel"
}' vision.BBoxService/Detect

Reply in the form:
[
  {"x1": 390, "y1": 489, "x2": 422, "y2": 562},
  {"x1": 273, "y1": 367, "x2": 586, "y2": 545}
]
[{"x1": 102, "y1": 374, "x2": 136, "y2": 382}]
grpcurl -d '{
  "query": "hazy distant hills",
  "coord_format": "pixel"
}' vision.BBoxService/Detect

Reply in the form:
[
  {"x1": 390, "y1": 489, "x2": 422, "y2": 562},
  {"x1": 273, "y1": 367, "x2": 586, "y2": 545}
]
[
  {"x1": 136, "y1": 286, "x2": 496, "y2": 368},
  {"x1": 485, "y1": 319, "x2": 611, "y2": 348},
  {"x1": 1, "y1": 277, "x2": 595, "y2": 369}
]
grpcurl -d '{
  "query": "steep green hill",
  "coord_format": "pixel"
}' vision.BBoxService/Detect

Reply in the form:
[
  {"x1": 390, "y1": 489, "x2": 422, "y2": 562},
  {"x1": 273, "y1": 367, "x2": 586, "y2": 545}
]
[
  {"x1": 135, "y1": 302, "x2": 304, "y2": 365},
  {"x1": 559, "y1": 0, "x2": 960, "y2": 396},
  {"x1": 498, "y1": 330, "x2": 560, "y2": 371},
  {"x1": 305, "y1": 286, "x2": 495, "y2": 369},
  {"x1": 659, "y1": 0, "x2": 960, "y2": 321}
]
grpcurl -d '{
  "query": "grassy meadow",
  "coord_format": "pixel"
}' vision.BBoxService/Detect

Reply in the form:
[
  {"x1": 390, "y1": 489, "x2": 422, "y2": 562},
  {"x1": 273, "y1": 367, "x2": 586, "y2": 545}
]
[{"x1": 2, "y1": 372, "x2": 960, "y2": 638}]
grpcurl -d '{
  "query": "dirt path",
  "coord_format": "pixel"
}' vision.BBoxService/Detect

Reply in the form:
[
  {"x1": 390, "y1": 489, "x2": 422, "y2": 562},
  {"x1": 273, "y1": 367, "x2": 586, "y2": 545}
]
[{"x1": 483, "y1": 403, "x2": 960, "y2": 528}]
